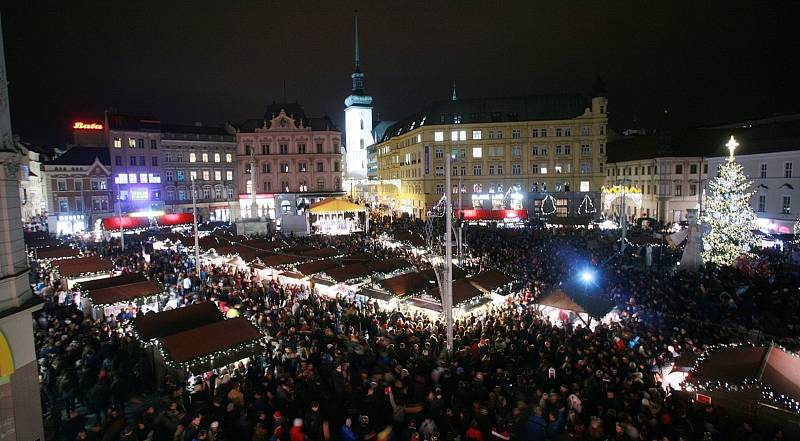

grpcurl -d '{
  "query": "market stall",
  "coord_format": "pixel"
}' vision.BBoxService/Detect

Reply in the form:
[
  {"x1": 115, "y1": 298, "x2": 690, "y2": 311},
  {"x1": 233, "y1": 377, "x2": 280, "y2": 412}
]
[
  {"x1": 308, "y1": 198, "x2": 367, "y2": 235},
  {"x1": 50, "y1": 256, "x2": 115, "y2": 289},
  {"x1": 34, "y1": 245, "x2": 80, "y2": 263},
  {"x1": 315, "y1": 263, "x2": 373, "y2": 296},
  {"x1": 535, "y1": 288, "x2": 613, "y2": 327},
  {"x1": 467, "y1": 269, "x2": 518, "y2": 301},
  {"x1": 684, "y1": 344, "x2": 800, "y2": 430},
  {"x1": 366, "y1": 258, "x2": 413, "y2": 279},
  {"x1": 408, "y1": 279, "x2": 490, "y2": 318},
  {"x1": 82, "y1": 278, "x2": 165, "y2": 320}
]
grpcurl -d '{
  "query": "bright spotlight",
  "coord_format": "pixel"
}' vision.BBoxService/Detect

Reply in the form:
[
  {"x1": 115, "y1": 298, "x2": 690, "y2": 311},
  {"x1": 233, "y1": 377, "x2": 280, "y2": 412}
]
[{"x1": 580, "y1": 270, "x2": 595, "y2": 284}]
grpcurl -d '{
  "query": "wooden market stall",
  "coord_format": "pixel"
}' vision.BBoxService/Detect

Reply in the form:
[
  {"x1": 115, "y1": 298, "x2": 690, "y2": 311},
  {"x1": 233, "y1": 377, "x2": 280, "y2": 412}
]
[
  {"x1": 535, "y1": 288, "x2": 614, "y2": 326},
  {"x1": 467, "y1": 269, "x2": 519, "y2": 301},
  {"x1": 82, "y1": 278, "x2": 165, "y2": 319},
  {"x1": 34, "y1": 245, "x2": 80, "y2": 262},
  {"x1": 51, "y1": 255, "x2": 115, "y2": 289},
  {"x1": 308, "y1": 198, "x2": 367, "y2": 235}
]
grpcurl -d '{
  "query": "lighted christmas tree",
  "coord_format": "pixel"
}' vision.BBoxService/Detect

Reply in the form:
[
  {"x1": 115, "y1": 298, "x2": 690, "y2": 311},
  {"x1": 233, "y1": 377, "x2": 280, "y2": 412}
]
[{"x1": 700, "y1": 136, "x2": 758, "y2": 266}]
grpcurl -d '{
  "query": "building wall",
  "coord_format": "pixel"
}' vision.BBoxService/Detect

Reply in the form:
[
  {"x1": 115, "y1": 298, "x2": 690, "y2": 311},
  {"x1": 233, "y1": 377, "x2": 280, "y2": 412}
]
[
  {"x1": 20, "y1": 150, "x2": 47, "y2": 222},
  {"x1": 236, "y1": 110, "x2": 343, "y2": 219},
  {"x1": 707, "y1": 150, "x2": 799, "y2": 234},
  {"x1": 42, "y1": 161, "x2": 113, "y2": 234},
  {"x1": 376, "y1": 97, "x2": 608, "y2": 218},
  {"x1": 604, "y1": 156, "x2": 709, "y2": 223},
  {"x1": 344, "y1": 105, "x2": 373, "y2": 179},
  {"x1": 161, "y1": 135, "x2": 237, "y2": 221},
  {"x1": 107, "y1": 129, "x2": 163, "y2": 214}
]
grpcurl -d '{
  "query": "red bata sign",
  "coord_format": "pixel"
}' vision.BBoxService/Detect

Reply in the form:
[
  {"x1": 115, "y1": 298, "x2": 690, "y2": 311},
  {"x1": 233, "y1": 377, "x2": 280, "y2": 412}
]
[{"x1": 73, "y1": 121, "x2": 104, "y2": 130}]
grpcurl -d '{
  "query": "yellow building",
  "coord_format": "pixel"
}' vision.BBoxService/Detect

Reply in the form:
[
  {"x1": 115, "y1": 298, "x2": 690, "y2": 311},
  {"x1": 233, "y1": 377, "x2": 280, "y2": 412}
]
[{"x1": 375, "y1": 93, "x2": 608, "y2": 218}]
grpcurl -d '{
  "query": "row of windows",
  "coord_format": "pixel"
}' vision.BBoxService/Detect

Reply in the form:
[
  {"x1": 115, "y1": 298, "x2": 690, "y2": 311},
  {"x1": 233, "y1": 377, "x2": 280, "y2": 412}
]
[
  {"x1": 438, "y1": 106, "x2": 605, "y2": 126},
  {"x1": 243, "y1": 142, "x2": 339, "y2": 155},
  {"x1": 164, "y1": 170, "x2": 234, "y2": 182},
  {"x1": 432, "y1": 126, "x2": 603, "y2": 142},
  {"x1": 244, "y1": 161, "x2": 340, "y2": 174},
  {"x1": 115, "y1": 156, "x2": 158, "y2": 167},
  {"x1": 245, "y1": 179, "x2": 340, "y2": 193},
  {"x1": 433, "y1": 181, "x2": 591, "y2": 194},
  {"x1": 57, "y1": 196, "x2": 109, "y2": 212},
  {"x1": 113, "y1": 137, "x2": 158, "y2": 149},
  {"x1": 114, "y1": 173, "x2": 162, "y2": 184},
  {"x1": 759, "y1": 162, "x2": 794, "y2": 178},
  {"x1": 54, "y1": 178, "x2": 108, "y2": 192},
  {"x1": 177, "y1": 152, "x2": 233, "y2": 163},
  {"x1": 756, "y1": 194, "x2": 793, "y2": 214},
  {"x1": 428, "y1": 144, "x2": 602, "y2": 161},
  {"x1": 609, "y1": 163, "x2": 709, "y2": 177},
  {"x1": 165, "y1": 186, "x2": 234, "y2": 202}
]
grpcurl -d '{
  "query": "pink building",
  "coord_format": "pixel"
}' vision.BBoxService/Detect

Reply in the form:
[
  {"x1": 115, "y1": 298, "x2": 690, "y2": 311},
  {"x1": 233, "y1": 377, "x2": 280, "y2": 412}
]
[{"x1": 234, "y1": 103, "x2": 344, "y2": 219}]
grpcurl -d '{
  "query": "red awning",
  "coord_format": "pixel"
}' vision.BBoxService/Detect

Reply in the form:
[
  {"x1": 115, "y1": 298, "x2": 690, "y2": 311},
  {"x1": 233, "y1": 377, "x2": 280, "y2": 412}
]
[
  {"x1": 455, "y1": 209, "x2": 527, "y2": 221},
  {"x1": 101, "y1": 213, "x2": 194, "y2": 231}
]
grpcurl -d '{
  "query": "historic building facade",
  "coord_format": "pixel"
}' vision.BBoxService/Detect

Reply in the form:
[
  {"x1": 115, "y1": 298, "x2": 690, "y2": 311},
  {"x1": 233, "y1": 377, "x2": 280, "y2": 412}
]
[
  {"x1": 343, "y1": 16, "x2": 373, "y2": 182},
  {"x1": 160, "y1": 124, "x2": 237, "y2": 221},
  {"x1": 375, "y1": 93, "x2": 609, "y2": 219},
  {"x1": 234, "y1": 103, "x2": 343, "y2": 220},
  {"x1": 41, "y1": 147, "x2": 113, "y2": 235}
]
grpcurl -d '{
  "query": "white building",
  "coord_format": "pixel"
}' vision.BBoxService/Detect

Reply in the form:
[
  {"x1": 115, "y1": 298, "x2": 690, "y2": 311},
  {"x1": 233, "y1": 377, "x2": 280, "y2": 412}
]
[
  {"x1": 19, "y1": 146, "x2": 47, "y2": 223},
  {"x1": 343, "y1": 16, "x2": 373, "y2": 182}
]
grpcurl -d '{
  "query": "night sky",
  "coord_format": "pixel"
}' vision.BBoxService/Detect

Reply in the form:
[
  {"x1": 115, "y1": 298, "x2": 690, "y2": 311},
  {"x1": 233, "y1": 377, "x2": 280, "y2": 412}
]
[{"x1": 2, "y1": 1, "x2": 799, "y2": 147}]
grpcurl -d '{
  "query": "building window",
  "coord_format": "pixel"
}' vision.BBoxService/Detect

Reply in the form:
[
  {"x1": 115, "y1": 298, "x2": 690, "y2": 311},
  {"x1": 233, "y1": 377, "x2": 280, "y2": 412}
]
[
  {"x1": 129, "y1": 157, "x2": 137, "y2": 166},
  {"x1": 166, "y1": 171, "x2": 174, "y2": 182},
  {"x1": 580, "y1": 163, "x2": 590, "y2": 174},
  {"x1": 563, "y1": 145, "x2": 571, "y2": 155},
  {"x1": 165, "y1": 152, "x2": 171, "y2": 162},
  {"x1": 176, "y1": 152, "x2": 183, "y2": 162},
  {"x1": 128, "y1": 138, "x2": 136, "y2": 148},
  {"x1": 90, "y1": 179, "x2": 99, "y2": 190},
  {"x1": 178, "y1": 190, "x2": 186, "y2": 201},
  {"x1": 690, "y1": 184, "x2": 697, "y2": 196},
  {"x1": 785, "y1": 162, "x2": 793, "y2": 178},
  {"x1": 299, "y1": 162, "x2": 307, "y2": 173},
  {"x1": 202, "y1": 153, "x2": 208, "y2": 163},
  {"x1": 580, "y1": 127, "x2": 590, "y2": 136},
  {"x1": 675, "y1": 184, "x2": 682, "y2": 196},
  {"x1": 244, "y1": 164, "x2": 251, "y2": 175},
  {"x1": 496, "y1": 130, "x2": 504, "y2": 139},
  {"x1": 189, "y1": 170, "x2": 197, "y2": 181},
  {"x1": 497, "y1": 165, "x2": 504, "y2": 175},
  {"x1": 214, "y1": 153, "x2": 221, "y2": 163},
  {"x1": 150, "y1": 139, "x2": 157, "y2": 149},
  {"x1": 488, "y1": 165, "x2": 495, "y2": 175},
  {"x1": 226, "y1": 170, "x2": 233, "y2": 181},
  {"x1": 317, "y1": 179, "x2": 325, "y2": 191},
  {"x1": 280, "y1": 163, "x2": 289, "y2": 173},
  {"x1": 139, "y1": 156, "x2": 145, "y2": 166},
  {"x1": 151, "y1": 156, "x2": 158, "y2": 166},
  {"x1": 317, "y1": 162, "x2": 324, "y2": 172},
  {"x1": 690, "y1": 164, "x2": 698, "y2": 174},
  {"x1": 512, "y1": 129, "x2": 521, "y2": 139},
  {"x1": 436, "y1": 184, "x2": 444, "y2": 194},
  {"x1": 298, "y1": 143, "x2": 307, "y2": 154},
  {"x1": 113, "y1": 137, "x2": 122, "y2": 148},
  {"x1": 202, "y1": 169, "x2": 210, "y2": 180},
  {"x1": 115, "y1": 156, "x2": 122, "y2": 166},
  {"x1": 472, "y1": 147, "x2": 482, "y2": 158},
  {"x1": 166, "y1": 190, "x2": 174, "y2": 201},
  {"x1": 782, "y1": 195, "x2": 791, "y2": 214},
  {"x1": 136, "y1": 138, "x2": 144, "y2": 149},
  {"x1": 279, "y1": 144, "x2": 289, "y2": 154},
  {"x1": 334, "y1": 161, "x2": 340, "y2": 172},
  {"x1": 215, "y1": 186, "x2": 222, "y2": 199},
  {"x1": 555, "y1": 128, "x2": 562, "y2": 137},
  {"x1": 555, "y1": 145, "x2": 562, "y2": 155},
  {"x1": 512, "y1": 164, "x2": 521, "y2": 175},
  {"x1": 512, "y1": 146, "x2": 521, "y2": 157},
  {"x1": 541, "y1": 167, "x2": 548, "y2": 174},
  {"x1": 581, "y1": 144, "x2": 590, "y2": 155},
  {"x1": 190, "y1": 152, "x2": 197, "y2": 163},
  {"x1": 488, "y1": 130, "x2": 495, "y2": 139},
  {"x1": 316, "y1": 143, "x2": 324, "y2": 153},
  {"x1": 564, "y1": 127, "x2": 572, "y2": 136},
  {"x1": 245, "y1": 180, "x2": 252, "y2": 194},
  {"x1": 58, "y1": 197, "x2": 69, "y2": 212},
  {"x1": 435, "y1": 166, "x2": 444, "y2": 176},
  {"x1": 580, "y1": 181, "x2": 590, "y2": 192},
  {"x1": 261, "y1": 144, "x2": 270, "y2": 155},
  {"x1": 532, "y1": 164, "x2": 540, "y2": 174},
  {"x1": 176, "y1": 170, "x2": 185, "y2": 181},
  {"x1": 756, "y1": 194, "x2": 766, "y2": 212},
  {"x1": 226, "y1": 153, "x2": 232, "y2": 163},
  {"x1": 759, "y1": 163, "x2": 767, "y2": 178},
  {"x1": 435, "y1": 148, "x2": 443, "y2": 159},
  {"x1": 473, "y1": 164, "x2": 482, "y2": 176},
  {"x1": 139, "y1": 173, "x2": 148, "y2": 183},
  {"x1": 675, "y1": 164, "x2": 683, "y2": 174},
  {"x1": 471, "y1": 130, "x2": 482, "y2": 140}
]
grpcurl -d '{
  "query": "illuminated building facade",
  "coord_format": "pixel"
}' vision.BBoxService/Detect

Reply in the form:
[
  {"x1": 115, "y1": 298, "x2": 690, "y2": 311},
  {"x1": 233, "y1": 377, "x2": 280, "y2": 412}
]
[
  {"x1": 376, "y1": 93, "x2": 609, "y2": 218},
  {"x1": 343, "y1": 15, "x2": 372, "y2": 182},
  {"x1": 41, "y1": 147, "x2": 113, "y2": 234},
  {"x1": 233, "y1": 103, "x2": 344, "y2": 220},
  {"x1": 105, "y1": 112, "x2": 164, "y2": 214},
  {"x1": 160, "y1": 124, "x2": 237, "y2": 221}
]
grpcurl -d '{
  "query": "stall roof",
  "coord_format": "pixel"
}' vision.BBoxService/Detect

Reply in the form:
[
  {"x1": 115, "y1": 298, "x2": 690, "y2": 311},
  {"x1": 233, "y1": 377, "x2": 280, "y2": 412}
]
[
  {"x1": 308, "y1": 198, "x2": 367, "y2": 213},
  {"x1": 428, "y1": 279, "x2": 486, "y2": 305},
  {"x1": 358, "y1": 288, "x2": 394, "y2": 302},
  {"x1": 536, "y1": 288, "x2": 614, "y2": 318},
  {"x1": 690, "y1": 344, "x2": 800, "y2": 412},
  {"x1": 296, "y1": 259, "x2": 341, "y2": 276},
  {"x1": 379, "y1": 272, "x2": 431, "y2": 296},
  {"x1": 419, "y1": 266, "x2": 466, "y2": 282},
  {"x1": 24, "y1": 232, "x2": 60, "y2": 249},
  {"x1": 324, "y1": 263, "x2": 372, "y2": 283},
  {"x1": 367, "y1": 258, "x2": 412, "y2": 274},
  {"x1": 51, "y1": 256, "x2": 114, "y2": 278},
  {"x1": 296, "y1": 248, "x2": 340, "y2": 259},
  {"x1": 77, "y1": 272, "x2": 148, "y2": 291},
  {"x1": 133, "y1": 302, "x2": 222, "y2": 340},
  {"x1": 407, "y1": 296, "x2": 443, "y2": 313},
  {"x1": 35, "y1": 246, "x2": 80, "y2": 260},
  {"x1": 88, "y1": 280, "x2": 164, "y2": 306},
  {"x1": 340, "y1": 253, "x2": 376, "y2": 264},
  {"x1": 258, "y1": 254, "x2": 304, "y2": 268},
  {"x1": 241, "y1": 239, "x2": 286, "y2": 251},
  {"x1": 468, "y1": 269, "x2": 515, "y2": 294},
  {"x1": 198, "y1": 236, "x2": 220, "y2": 251},
  {"x1": 159, "y1": 317, "x2": 264, "y2": 364}
]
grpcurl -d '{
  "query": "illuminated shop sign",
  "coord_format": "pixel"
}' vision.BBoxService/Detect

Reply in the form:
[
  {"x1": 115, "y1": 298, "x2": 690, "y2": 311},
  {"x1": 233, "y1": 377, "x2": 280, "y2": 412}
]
[
  {"x1": 72, "y1": 121, "x2": 104, "y2": 130},
  {"x1": 130, "y1": 189, "x2": 149, "y2": 200}
]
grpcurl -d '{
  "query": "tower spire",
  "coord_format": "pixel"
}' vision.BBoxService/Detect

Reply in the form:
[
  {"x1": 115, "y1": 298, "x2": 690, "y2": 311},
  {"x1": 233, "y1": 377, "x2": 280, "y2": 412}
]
[
  {"x1": 354, "y1": 13, "x2": 360, "y2": 72},
  {"x1": 452, "y1": 81, "x2": 458, "y2": 101}
]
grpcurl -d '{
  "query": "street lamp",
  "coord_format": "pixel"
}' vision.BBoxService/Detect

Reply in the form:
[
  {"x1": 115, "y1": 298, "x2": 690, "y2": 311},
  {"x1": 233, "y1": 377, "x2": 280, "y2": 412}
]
[{"x1": 579, "y1": 269, "x2": 595, "y2": 285}]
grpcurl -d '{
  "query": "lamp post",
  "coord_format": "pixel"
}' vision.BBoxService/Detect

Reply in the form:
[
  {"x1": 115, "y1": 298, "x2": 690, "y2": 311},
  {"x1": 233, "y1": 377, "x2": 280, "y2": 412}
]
[
  {"x1": 444, "y1": 151, "x2": 454, "y2": 354},
  {"x1": 191, "y1": 175, "x2": 201, "y2": 278},
  {"x1": 116, "y1": 181, "x2": 125, "y2": 251},
  {"x1": 619, "y1": 178, "x2": 629, "y2": 254}
]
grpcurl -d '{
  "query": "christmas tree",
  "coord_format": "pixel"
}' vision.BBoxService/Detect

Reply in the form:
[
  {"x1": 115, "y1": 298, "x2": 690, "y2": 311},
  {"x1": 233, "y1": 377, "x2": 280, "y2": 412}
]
[{"x1": 701, "y1": 136, "x2": 758, "y2": 266}]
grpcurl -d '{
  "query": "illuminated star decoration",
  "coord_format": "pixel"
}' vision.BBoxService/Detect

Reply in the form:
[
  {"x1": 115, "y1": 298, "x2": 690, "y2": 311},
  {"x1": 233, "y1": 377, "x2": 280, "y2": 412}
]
[{"x1": 726, "y1": 135, "x2": 739, "y2": 160}]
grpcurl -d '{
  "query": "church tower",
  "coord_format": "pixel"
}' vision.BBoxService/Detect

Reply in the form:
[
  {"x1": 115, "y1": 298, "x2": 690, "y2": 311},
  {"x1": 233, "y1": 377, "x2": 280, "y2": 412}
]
[
  {"x1": 0, "y1": 10, "x2": 46, "y2": 441},
  {"x1": 344, "y1": 14, "x2": 373, "y2": 180}
]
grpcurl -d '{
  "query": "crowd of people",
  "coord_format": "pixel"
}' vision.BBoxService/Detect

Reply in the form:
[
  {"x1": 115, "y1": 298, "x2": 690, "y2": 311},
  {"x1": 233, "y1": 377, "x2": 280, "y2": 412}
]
[{"x1": 29, "y1": 218, "x2": 798, "y2": 441}]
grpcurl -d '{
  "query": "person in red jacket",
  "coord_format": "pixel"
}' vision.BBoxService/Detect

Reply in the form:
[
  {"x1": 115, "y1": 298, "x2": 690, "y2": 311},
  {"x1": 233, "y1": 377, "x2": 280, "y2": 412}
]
[
  {"x1": 290, "y1": 418, "x2": 306, "y2": 441},
  {"x1": 465, "y1": 420, "x2": 484, "y2": 441}
]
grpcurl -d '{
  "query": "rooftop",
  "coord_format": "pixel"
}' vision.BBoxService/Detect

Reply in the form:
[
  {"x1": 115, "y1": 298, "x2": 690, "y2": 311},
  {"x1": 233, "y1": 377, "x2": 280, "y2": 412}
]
[
  {"x1": 381, "y1": 94, "x2": 593, "y2": 142},
  {"x1": 44, "y1": 147, "x2": 109, "y2": 166},
  {"x1": 234, "y1": 101, "x2": 339, "y2": 133}
]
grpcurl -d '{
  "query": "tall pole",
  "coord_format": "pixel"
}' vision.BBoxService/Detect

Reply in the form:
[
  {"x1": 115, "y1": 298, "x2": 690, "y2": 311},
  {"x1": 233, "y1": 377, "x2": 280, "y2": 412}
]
[
  {"x1": 249, "y1": 151, "x2": 258, "y2": 219},
  {"x1": 620, "y1": 179, "x2": 627, "y2": 254},
  {"x1": 444, "y1": 150, "x2": 453, "y2": 354},
  {"x1": 116, "y1": 182, "x2": 125, "y2": 251},
  {"x1": 191, "y1": 176, "x2": 200, "y2": 278},
  {"x1": 457, "y1": 168, "x2": 463, "y2": 266}
]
